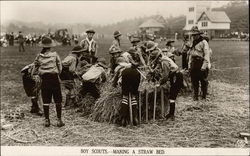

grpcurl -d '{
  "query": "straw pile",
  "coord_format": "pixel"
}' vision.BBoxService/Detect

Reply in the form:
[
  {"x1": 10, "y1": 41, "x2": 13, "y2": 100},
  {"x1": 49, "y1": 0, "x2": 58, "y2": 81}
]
[
  {"x1": 89, "y1": 82, "x2": 122, "y2": 123},
  {"x1": 89, "y1": 80, "x2": 171, "y2": 124}
]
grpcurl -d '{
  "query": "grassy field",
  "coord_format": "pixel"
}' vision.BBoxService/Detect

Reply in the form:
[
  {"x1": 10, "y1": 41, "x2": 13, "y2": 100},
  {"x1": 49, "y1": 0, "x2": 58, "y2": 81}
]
[{"x1": 0, "y1": 39, "x2": 249, "y2": 147}]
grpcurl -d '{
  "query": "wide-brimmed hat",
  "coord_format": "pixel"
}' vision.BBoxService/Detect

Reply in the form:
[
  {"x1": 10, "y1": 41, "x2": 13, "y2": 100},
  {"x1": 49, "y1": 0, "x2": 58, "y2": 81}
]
[
  {"x1": 116, "y1": 56, "x2": 127, "y2": 64},
  {"x1": 127, "y1": 47, "x2": 137, "y2": 54},
  {"x1": 166, "y1": 40, "x2": 175, "y2": 46},
  {"x1": 86, "y1": 29, "x2": 95, "y2": 34},
  {"x1": 190, "y1": 26, "x2": 203, "y2": 35},
  {"x1": 146, "y1": 41, "x2": 158, "y2": 52},
  {"x1": 147, "y1": 34, "x2": 155, "y2": 41},
  {"x1": 130, "y1": 37, "x2": 140, "y2": 43},
  {"x1": 114, "y1": 31, "x2": 122, "y2": 38},
  {"x1": 39, "y1": 37, "x2": 57, "y2": 48},
  {"x1": 97, "y1": 57, "x2": 108, "y2": 69},
  {"x1": 71, "y1": 46, "x2": 84, "y2": 53},
  {"x1": 149, "y1": 49, "x2": 162, "y2": 60}
]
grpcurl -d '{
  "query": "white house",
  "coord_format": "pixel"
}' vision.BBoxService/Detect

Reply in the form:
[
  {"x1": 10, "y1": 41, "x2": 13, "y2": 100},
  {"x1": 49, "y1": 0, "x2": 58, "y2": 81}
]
[
  {"x1": 183, "y1": 1, "x2": 212, "y2": 30},
  {"x1": 183, "y1": 1, "x2": 231, "y2": 38},
  {"x1": 197, "y1": 11, "x2": 231, "y2": 38},
  {"x1": 139, "y1": 19, "x2": 164, "y2": 35}
]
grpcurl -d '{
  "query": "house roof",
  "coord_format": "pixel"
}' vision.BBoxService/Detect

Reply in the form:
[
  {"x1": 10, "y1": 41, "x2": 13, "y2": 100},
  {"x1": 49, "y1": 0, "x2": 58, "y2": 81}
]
[
  {"x1": 198, "y1": 11, "x2": 231, "y2": 23},
  {"x1": 139, "y1": 19, "x2": 165, "y2": 28}
]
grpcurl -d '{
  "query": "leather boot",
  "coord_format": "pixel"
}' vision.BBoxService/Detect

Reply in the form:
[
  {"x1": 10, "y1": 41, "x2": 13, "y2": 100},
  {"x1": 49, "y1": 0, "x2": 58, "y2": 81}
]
[
  {"x1": 64, "y1": 95, "x2": 70, "y2": 108},
  {"x1": 44, "y1": 119, "x2": 50, "y2": 127},
  {"x1": 31, "y1": 98, "x2": 43, "y2": 116},
  {"x1": 57, "y1": 118, "x2": 65, "y2": 127},
  {"x1": 201, "y1": 85, "x2": 208, "y2": 100},
  {"x1": 43, "y1": 105, "x2": 50, "y2": 127},
  {"x1": 56, "y1": 103, "x2": 65, "y2": 127},
  {"x1": 165, "y1": 102, "x2": 175, "y2": 121}
]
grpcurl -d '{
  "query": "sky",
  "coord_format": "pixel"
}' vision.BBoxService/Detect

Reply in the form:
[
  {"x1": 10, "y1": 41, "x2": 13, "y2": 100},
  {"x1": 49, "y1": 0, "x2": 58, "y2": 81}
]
[{"x1": 1, "y1": 1, "x2": 231, "y2": 25}]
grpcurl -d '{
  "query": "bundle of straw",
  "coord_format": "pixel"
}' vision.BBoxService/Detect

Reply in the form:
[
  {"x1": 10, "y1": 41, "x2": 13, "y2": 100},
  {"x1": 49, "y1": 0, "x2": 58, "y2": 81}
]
[
  {"x1": 89, "y1": 82, "x2": 122, "y2": 123},
  {"x1": 88, "y1": 80, "x2": 170, "y2": 124}
]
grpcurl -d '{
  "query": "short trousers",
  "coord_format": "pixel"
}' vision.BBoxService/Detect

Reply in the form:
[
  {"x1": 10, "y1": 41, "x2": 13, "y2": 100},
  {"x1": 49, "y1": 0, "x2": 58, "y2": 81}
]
[{"x1": 41, "y1": 73, "x2": 62, "y2": 104}]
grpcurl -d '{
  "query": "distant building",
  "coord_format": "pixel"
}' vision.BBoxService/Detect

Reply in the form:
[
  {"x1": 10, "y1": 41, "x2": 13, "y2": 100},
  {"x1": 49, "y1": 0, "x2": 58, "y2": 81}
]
[
  {"x1": 197, "y1": 11, "x2": 231, "y2": 38},
  {"x1": 139, "y1": 18, "x2": 165, "y2": 35},
  {"x1": 183, "y1": 1, "x2": 231, "y2": 38},
  {"x1": 183, "y1": 1, "x2": 212, "y2": 30}
]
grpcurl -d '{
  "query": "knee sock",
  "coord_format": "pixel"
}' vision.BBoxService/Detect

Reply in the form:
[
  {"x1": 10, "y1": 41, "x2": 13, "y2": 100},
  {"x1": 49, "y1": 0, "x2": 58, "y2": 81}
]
[
  {"x1": 56, "y1": 103, "x2": 62, "y2": 119},
  {"x1": 43, "y1": 104, "x2": 50, "y2": 119},
  {"x1": 169, "y1": 100, "x2": 175, "y2": 116}
]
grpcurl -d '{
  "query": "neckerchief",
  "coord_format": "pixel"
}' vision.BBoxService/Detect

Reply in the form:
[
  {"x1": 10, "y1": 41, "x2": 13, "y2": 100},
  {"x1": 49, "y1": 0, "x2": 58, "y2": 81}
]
[
  {"x1": 86, "y1": 37, "x2": 94, "y2": 52},
  {"x1": 192, "y1": 36, "x2": 204, "y2": 49}
]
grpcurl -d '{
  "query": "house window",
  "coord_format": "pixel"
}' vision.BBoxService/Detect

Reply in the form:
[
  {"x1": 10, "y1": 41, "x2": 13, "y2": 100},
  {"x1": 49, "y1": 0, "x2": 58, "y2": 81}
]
[
  {"x1": 188, "y1": 20, "x2": 194, "y2": 24},
  {"x1": 189, "y1": 7, "x2": 194, "y2": 12},
  {"x1": 202, "y1": 21, "x2": 208, "y2": 27}
]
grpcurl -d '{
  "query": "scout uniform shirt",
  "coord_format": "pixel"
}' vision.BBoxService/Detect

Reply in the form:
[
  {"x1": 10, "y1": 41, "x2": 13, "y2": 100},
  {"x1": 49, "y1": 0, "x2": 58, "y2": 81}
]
[
  {"x1": 188, "y1": 39, "x2": 210, "y2": 70},
  {"x1": 62, "y1": 54, "x2": 78, "y2": 73},
  {"x1": 159, "y1": 55, "x2": 179, "y2": 84},
  {"x1": 34, "y1": 51, "x2": 62, "y2": 75},
  {"x1": 109, "y1": 39, "x2": 121, "y2": 53},
  {"x1": 80, "y1": 37, "x2": 98, "y2": 57}
]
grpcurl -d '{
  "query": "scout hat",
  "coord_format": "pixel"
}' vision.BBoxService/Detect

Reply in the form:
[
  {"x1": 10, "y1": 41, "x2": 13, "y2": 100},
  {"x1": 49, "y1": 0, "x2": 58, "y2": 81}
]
[
  {"x1": 149, "y1": 49, "x2": 161, "y2": 60},
  {"x1": 146, "y1": 41, "x2": 158, "y2": 52},
  {"x1": 147, "y1": 34, "x2": 155, "y2": 41},
  {"x1": 71, "y1": 46, "x2": 84, "y2": 53},
  {"x1": 97, "y1": 58, "x2": 108, "y2": 69},
  {"x1": 166, "y1": 40, "x2": 175, "y2": 46},
  {"x1": 86, "y1": 29, "x2": 95, "y2": 34},
  {"x1": 114, "y1": 31, "x2": 122, "y2": 38},
  {"x1": 39, "y1": 37, "x2": 56, "y2": 48},
  {"x1": 190, "y1": 26, "x2": 203, "y2": 35},
  {"x1": 21, "y1": 63, "x2": 33, "y2": 73},
  {"x1": 127, "y1": 47, "x2": 137, "y2": 54},
  {"x1": 130, "y1": 37, "x2": 140, "y2": 43}
]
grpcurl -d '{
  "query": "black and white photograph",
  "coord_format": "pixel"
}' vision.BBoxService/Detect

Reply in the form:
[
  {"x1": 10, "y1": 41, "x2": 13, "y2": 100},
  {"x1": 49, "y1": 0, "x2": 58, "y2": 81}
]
[{"x1": 0, "y1": 1, "x2": 249, "y2": 155}]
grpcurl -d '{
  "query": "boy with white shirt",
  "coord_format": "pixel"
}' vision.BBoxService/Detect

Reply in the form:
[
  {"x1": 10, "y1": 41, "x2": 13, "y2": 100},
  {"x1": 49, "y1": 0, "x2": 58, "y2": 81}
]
[{"x1": 80, "y1": 29, "x2": 98, "y2": 64}]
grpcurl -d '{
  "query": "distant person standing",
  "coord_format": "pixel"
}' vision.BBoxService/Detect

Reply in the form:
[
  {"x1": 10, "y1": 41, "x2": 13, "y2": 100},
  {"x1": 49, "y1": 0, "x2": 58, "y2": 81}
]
[
  {"x1": 73, "y1": 35, "x2": 79, "y2": 45},
  {"x1": 18, "y1": 31, "x2": 25, "y2": 52},
  {"x1": 109, "y1": 31, "x2": 122, "y2": 53},
  {"x1": 9, "y1": 32, "x2": 14, "y2": 46},
  {"x1": 32, "y1": 37, "x2": 64, "y2": 127},
  {"x1": 80, "y1": 29, "x2": 98, "y2": 64},
  {"x1": 109, "y1": 31, "x2": 122, "y2": 75}
]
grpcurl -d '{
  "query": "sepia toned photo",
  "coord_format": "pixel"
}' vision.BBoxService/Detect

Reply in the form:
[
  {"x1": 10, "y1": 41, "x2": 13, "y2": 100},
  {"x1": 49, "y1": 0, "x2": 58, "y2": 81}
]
[{"x1": 0, "y1": 1, "x2": 249, "y2": 155}]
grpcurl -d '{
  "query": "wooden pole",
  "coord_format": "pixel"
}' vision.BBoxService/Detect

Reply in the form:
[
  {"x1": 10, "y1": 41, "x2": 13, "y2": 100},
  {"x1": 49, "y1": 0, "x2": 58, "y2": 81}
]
[
  {"x1": 138, "y1": 91, "x2": 141, "y2": 124},
  {"x1": 145, "y1": 89, "x2": 148, "y2": 123},
  {"x1": 128, "y1": 92, "x2": 133, "y2": 126},
  {"x1": 153, "y1": 86, "x2": 157, "y2": 122},
  {"x1": 161, "y1": 87, "x2": 164, "y2": 118},
  {"x1": 38, "y1": 91, "x2": 43, "y2": 109}
]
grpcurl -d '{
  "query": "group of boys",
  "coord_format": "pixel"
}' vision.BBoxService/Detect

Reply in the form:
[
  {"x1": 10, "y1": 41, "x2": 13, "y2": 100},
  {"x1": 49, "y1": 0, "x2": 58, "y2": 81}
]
[
  {"x1": 21, "y1": 29, "x2": 107, "y2": 127},
  {"x1": 108, "y1": 26, "x2": 211, "y2": 123},
  {"x1": 21, "y1": 26, "x2": 211, "y2": 127}
]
